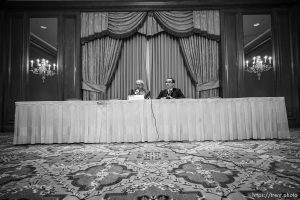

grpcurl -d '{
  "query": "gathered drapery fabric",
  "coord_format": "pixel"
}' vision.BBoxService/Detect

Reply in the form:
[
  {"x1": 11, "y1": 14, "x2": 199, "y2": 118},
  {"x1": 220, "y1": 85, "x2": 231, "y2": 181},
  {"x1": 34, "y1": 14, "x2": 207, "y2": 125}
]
[
  {"x1": 150, "y1": 33, "x2": 196, "y2": 99},
  {"x1": 107, "y1": 32, "x2": 198, "y2": 99},
  {"x1": 137, "y1": 13, "x2": 165, "y2": 37},
  {"x1": 81, "y1": 11, "x2": 220, "y2": 42},
  {"x1": 179, "y1": 35, "x2": 219, "y2": 98},
  {"x1": 81, "y1": 10, "x2": 220, "y2": 100},
  {"x1": 82, "y1": 36, "x2": 123, "y2": 100},
  {"x1": 153, "y1": 10, "x2": 220, "y2": 39},
  {"x1": 107, "y1": 34, "x2": 148, "y2": 100},
  {"x1": 81, "y1": 12, "x2": 147, "y2": 41}
]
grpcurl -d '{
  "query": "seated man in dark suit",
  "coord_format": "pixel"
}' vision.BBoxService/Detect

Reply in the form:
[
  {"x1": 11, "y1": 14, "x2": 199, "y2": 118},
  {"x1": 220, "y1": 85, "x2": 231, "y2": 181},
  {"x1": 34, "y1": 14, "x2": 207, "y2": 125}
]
[
  {"x1": 129, "y1": 80, "x2": 150, "y2": 99},
  {"x1": 157, "y1": 78, "x2": 185, "y2": 99}
]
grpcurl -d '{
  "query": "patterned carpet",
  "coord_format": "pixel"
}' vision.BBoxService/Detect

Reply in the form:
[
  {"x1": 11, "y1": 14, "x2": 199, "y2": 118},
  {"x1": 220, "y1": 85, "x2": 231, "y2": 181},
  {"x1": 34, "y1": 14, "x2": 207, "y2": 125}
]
[{"x1": 0, "y1": 130, "x2": 300, "y2": 200}]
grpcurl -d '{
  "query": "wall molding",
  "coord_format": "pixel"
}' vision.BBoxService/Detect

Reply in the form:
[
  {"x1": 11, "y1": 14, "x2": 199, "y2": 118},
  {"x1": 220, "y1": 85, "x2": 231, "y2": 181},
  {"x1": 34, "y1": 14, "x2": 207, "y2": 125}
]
[
  {"x1": 2, "y1": 0, "x2": 298, "y2": 11},
  {"x1": 30, "y1": 32, "x2": 57, "y2": 57},
  {"x1": 244, "y1": 28, "x2": 271, "y2": 55}
]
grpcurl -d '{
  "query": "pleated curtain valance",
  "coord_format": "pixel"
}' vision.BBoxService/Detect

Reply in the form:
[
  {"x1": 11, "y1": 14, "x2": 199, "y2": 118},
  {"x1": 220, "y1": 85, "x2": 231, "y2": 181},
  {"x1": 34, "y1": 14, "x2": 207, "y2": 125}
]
[{"x1": 81, "y1": 10, "x2": 220, "y2": 43}]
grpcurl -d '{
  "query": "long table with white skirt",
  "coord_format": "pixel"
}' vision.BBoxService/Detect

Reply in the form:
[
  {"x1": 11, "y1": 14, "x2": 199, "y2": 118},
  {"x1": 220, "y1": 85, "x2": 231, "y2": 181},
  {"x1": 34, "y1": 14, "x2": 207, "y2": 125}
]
[{"x1": 13, "y1": 97, "x2": 290, "y2": 144}]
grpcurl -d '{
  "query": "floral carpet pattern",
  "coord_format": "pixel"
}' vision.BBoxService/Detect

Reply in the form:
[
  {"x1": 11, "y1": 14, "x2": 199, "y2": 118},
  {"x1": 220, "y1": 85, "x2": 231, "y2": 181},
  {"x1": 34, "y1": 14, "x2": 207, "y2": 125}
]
[{"x1": 0, "y1": 130, "x2": 300, "y2": 200}]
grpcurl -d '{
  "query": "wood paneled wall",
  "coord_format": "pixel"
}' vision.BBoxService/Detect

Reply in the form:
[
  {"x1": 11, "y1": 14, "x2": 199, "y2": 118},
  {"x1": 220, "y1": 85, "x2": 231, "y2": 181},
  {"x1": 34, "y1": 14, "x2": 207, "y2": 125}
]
[
  {"x1": 1, "y1": 11, "x2": 81, "y2": 131},
  {"x1": 274, "y1": 9, "x2": 298, "y2": 123},
  {"x1": 61, "y1": 12, "x2": 81, "y2": 100},
  {"x1": 220, "y1": 7, "x2": 300, "y2": 127},
  {"x1": 290, "y1": 4, "x2": 300, "y2": 127},
  {"x1": 3, "y1": 13, "x2": 26, "y2": 131},
  {"x1": 0, "y1": 10, "x2": 4, "y2": 132},
  {"x1": 220, "y1": 10, "x2": 239, "y2": 98}
]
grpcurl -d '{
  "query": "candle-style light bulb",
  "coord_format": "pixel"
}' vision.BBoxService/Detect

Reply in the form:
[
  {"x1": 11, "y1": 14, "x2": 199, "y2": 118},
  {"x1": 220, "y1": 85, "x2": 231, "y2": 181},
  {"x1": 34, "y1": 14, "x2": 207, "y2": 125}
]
[
  {"x1": 29, "y1": 58, "x2": 57, "y2": 82},
  {"x1": 245, "y1": 55, "x2": 273, "y2": 80}
]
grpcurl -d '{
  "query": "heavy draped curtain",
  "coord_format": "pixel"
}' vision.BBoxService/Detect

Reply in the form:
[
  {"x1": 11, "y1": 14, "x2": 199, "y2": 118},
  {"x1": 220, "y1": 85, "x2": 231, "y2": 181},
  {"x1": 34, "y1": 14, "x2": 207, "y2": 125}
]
[
  {"x1": 81, "y1": 11, "x2": 220, "y2": 100},
  {"x1": 150, "y1": 33, "x2": 196, "y2": 98},
  {"x1": 107, "y1": 34, "x2": 148, "y2": 100},
  {"x1": 179, "y1": 36, "x2": 219, "y2": 98},
  {"x1": 82, "y1": 37, "x2": 123, "y2": 100}
]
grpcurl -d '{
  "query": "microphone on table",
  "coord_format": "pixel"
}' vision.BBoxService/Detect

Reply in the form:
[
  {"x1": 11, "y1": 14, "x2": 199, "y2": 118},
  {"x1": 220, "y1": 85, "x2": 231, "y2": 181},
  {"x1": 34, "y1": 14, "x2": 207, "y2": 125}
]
[
  {"x1": 134, "y1": 89, "x2": 139, "y2": 95},
  {"x1": 130, "y1": 89, "x2": 139, "y2": 95}
]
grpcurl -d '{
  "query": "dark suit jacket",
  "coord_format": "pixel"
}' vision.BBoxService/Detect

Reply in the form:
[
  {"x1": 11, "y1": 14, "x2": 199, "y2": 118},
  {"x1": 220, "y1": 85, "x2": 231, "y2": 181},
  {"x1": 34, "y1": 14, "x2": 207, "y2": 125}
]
[{"x1": 157, "y1": 88, "x2": 185, "y2": 99}]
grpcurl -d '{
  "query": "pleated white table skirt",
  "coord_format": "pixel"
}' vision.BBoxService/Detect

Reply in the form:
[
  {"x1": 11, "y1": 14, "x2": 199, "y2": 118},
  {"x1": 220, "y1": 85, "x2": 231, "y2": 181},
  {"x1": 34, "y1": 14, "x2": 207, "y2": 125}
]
[{"x1": 13, "y1": 97, "x2": 290, "y2": 144}]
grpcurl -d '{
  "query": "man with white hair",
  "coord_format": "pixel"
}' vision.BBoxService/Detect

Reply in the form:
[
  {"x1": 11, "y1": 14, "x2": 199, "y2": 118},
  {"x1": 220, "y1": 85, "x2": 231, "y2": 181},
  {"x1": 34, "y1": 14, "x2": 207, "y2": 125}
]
[{"x1": 129, "y1": 80, "x2": 150, "y2": 99}]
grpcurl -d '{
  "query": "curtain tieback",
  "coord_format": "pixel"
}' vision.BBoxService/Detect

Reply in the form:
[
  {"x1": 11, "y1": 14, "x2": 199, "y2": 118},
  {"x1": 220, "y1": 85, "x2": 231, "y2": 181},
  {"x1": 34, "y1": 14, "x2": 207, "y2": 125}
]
[
  {"x1": 197, "y1": 80, "x2": 219, "y2": 92},
  {"x1": 82, "y1": 81, "x2": 106, "y2": 93}
]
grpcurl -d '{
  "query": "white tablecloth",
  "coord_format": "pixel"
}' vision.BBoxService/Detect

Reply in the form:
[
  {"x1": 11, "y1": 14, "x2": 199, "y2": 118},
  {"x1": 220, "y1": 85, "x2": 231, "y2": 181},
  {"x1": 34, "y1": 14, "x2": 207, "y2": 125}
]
[{"x1": 13, "y1": 97, "x2": 290, "y2": 144}]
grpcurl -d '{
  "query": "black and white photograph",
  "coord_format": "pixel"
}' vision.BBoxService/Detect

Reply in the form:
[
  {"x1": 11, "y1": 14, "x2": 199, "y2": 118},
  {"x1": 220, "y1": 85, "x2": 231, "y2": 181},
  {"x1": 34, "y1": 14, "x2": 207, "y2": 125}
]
[{"x1": 0, "y1": 0, "x2": 299, "y2": 199}]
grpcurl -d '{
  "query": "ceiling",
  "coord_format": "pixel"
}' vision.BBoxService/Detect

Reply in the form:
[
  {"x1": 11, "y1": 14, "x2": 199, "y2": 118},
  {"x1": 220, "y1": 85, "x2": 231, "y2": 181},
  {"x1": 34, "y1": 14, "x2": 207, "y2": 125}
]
[
  {"x1": 243, "y1": 14, "x2": 271, "y2": 46},
  {"x1": 30, "y1": 17, "x2": 57, "y2": 49}
]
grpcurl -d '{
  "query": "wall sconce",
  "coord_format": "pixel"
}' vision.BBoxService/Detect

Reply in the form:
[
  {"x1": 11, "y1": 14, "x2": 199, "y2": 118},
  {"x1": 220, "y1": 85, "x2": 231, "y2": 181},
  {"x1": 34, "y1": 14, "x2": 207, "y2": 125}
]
[
  {"x1": 245, "y1": 56, "x2": 272, "y2": 80},
  {"x1": 30, "y1": 58, "x2": 56, "y2": 83}
]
